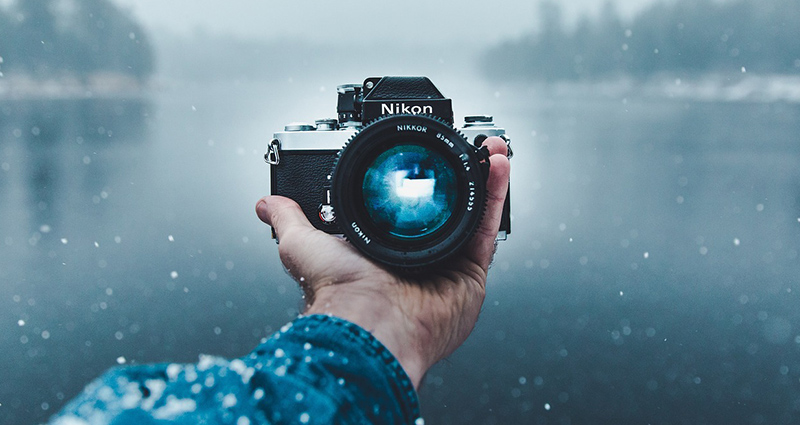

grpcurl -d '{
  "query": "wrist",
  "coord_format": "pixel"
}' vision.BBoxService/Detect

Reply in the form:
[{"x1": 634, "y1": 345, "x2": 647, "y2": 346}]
[{"x1": 304, "y1": 283, "x2": 430, "y2": 389}]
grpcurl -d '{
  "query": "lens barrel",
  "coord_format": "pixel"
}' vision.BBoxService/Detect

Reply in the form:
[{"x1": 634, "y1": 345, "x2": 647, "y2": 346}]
[{"x1": 331, "y1": 114, "x2": 489, "y2": 269}]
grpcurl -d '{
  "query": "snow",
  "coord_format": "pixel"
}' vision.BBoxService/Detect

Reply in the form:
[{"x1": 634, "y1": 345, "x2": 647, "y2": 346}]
[
  {"x1": 152, "y1": 396, "x2": 197, "y2": 419},
  {"x1": 141, "y1": 379, "x2": 167, "y2": 410},
  {"x1": 222, "y1": 394, "x2": 237, "y2": 408},
  {"x1": 197, "y1": 354, "x2": 217, "y2": 371},
  {"x1": 120, "y1": 382, "x2": 142, "y2": 409},
  {"x1": 52, "y1": 416, "x2": 90, "y2": 425},
  {"x1": 97, "y1": 386, "x2": 114, "y2": 402},
  {"x1": 166, "y1": 363, "x2": 181, "y2": 381},
  {"x1": 229, "y1": 359, "x2": 246, "y2": 375},
  {"x1": 184, "y1": 366, "x2": 198, "y2": 383}
]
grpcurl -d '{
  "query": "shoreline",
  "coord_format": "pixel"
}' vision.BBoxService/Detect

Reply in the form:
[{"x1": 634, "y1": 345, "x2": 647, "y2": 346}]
[
  {"x1": 498, "y1": 73, "x2": 800, "y2": 104},
  {"x1": 0, "y1": 73, "x2": 150, "y2": 101},
  {"x1": 3, "y1": 73, "x2": 800, "y2": 104}
]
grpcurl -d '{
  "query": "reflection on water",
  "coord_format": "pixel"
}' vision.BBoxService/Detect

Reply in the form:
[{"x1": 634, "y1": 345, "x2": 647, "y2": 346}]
[
  {"x1": 2, "y1": 81, "x2": 800, "y2": 424},
  {"x1": 1, "y1": 99, "x2": 149, "y2": 233}
]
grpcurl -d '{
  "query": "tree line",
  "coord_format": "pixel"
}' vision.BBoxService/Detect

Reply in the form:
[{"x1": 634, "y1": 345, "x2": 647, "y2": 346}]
[
  {"x1": 483, "y1": 0, "x2": 800, "y2": 81},
  {"x1": 0, "y1": 0, "x2": 153, "y2": 81}
]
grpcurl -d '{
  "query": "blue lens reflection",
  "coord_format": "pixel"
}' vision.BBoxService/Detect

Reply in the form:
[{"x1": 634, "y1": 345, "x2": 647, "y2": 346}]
[{"x1": 362, "y1": 144, "x2": 457, "y2": 239}]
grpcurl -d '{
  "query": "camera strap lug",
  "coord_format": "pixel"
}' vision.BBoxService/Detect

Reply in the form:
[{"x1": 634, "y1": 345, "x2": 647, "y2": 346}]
[
  {"x1": 265, "y1": 139, "x2": 281, "y2": 165},
  {"x1": 500, "y1": 135, "x2": 513, "y2": 159},
  {"x1": 475, "y1": 145, "x2": 491, "y2": 162},
  {"x1": 475, "y1": 145, "x2": 491, "y2": 180},
  {"x1": 473, "y1": 135, "x2": 513, "y2": 159}
]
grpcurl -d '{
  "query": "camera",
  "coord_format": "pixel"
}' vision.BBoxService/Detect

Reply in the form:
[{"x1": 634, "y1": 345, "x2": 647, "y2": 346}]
[{"x1": 265, "y1": 76, "x2": 511, "y2": 269}]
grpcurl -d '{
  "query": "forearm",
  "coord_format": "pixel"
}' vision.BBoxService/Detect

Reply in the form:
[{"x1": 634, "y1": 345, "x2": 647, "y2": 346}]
[{"x1": 305, "y1": 283, "x2": 430, "y2": 390}]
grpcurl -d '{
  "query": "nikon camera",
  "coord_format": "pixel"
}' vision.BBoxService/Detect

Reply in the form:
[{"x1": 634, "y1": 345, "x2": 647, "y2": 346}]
[{"x1": 265, "y1": 76, "x2": 511, "y2": 269}]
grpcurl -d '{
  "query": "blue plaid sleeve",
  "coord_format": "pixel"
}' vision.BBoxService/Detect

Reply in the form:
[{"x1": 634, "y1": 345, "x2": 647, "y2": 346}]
[{"x1": 49, "y1": 315, "x2": 422, "y2": 425}]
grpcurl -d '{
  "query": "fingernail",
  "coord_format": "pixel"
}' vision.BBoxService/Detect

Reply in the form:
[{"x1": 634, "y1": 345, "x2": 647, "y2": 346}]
[{"x1": 256, "y1": 199, "x2": 268, "y2": 222}]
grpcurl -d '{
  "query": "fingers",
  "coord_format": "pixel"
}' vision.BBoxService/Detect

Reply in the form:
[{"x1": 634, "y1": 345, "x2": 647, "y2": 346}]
[
  {"x1": 255, "y1": 196, "x2": 314, "y2": 241},
  {"x1": 481, "y1": 136, "x2": 508, "y2": 158},
  {"x1": 466, "y1": 137, "x2": 511, "y2": 273}
]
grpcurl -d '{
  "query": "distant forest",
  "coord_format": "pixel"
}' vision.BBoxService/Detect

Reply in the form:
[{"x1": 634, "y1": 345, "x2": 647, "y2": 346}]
[
  {"x1": 0, "y1": 0, "x2": 153, "y2": 81},
  {"x1": 484, "y1": 0, "x2": 800, "y2": 81}
]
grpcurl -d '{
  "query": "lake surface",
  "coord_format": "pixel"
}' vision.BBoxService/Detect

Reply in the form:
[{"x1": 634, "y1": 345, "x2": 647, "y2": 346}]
[{"x1": 2, "y1": 78, "x2": 800, "y2": 424}]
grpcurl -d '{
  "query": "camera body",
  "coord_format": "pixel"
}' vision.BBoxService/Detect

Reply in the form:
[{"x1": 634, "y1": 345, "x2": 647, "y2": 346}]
[{"x1": 266, "y1": 76, "x2": 511, "y2": 268}]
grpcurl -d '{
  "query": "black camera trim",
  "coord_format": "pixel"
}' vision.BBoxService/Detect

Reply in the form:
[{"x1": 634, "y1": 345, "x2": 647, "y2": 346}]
[
  {"x1": 361, "y1": 76, "x2": 454, "y2": 124},
  {"x1": 331, "y1": 114, "x2": 489, "y2": 269}
]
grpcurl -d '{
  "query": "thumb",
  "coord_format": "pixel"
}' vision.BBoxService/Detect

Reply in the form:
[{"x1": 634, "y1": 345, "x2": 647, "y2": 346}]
[
  {"x1": 256, "y1": 195, "x2": 368, "y2": 298},
  {"x1": 255, "y1": 196, "x2": 314, "y2": 241}
]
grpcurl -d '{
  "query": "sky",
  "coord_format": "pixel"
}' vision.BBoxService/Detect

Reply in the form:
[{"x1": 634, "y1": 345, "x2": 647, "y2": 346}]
[{"x1": 113, "y1": 0, "x2": 663, "y2": 47}]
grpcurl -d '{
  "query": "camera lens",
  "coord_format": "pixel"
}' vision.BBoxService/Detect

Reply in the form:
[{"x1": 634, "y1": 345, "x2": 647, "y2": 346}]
[
  {"x1": 362, "y1": 144, "x2": 458, "y2": 239},
  {"x1": 331, "y1": 114, "x2": 490, "y2": 269}
]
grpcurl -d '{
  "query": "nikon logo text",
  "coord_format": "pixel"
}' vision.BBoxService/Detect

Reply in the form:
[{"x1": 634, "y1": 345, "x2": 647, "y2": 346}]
[
  {"x1": 351, "y1": 222, "x2": 371, "y2": 245},
  {"x1": 381, "y1": 103, "x2": 433, "y2": 115}
]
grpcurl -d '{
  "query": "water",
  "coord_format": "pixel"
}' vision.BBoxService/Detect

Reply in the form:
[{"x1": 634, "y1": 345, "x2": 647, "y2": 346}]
[{"x1": 2, "y1": 79, "x2": 799, "y2": 424}]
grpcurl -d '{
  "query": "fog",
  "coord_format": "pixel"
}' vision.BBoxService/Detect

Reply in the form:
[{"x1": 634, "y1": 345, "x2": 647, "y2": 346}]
[
  {"x1": 113, "y1": 0, "x2": 660, "y2": 46},
  {"x1": 2, "y1": 0, "x2": 800, "y2": 424}
]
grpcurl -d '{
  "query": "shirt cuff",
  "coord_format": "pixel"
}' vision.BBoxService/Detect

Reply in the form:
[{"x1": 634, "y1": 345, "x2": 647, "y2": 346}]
[{"x1": 250, "y1": 314, "x2": 421, "y2": 424}]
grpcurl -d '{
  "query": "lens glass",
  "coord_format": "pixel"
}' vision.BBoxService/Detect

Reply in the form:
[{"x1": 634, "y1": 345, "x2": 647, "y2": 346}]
[{"x1": 362, "y1": 144, "x2": 457, "y2": 239}]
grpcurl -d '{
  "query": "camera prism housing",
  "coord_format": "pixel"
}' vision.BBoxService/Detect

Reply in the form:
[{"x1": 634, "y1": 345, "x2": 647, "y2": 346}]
[{"x1": 266, "y1": 76, "x2": 511, "y2": 269}]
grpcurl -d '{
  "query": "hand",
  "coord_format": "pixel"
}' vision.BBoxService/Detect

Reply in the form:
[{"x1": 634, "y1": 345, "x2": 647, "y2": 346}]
[{"x1": 255, "y1": 137, "x2": 510, "y2": 389}]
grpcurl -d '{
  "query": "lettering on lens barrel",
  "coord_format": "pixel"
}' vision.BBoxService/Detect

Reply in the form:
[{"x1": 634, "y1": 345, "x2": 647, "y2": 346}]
[{"x1": 266, "y1": 76, "x2": 512, "y2": 270}]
